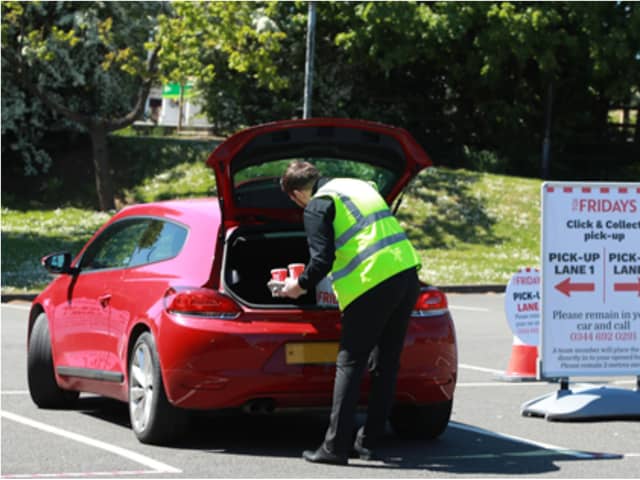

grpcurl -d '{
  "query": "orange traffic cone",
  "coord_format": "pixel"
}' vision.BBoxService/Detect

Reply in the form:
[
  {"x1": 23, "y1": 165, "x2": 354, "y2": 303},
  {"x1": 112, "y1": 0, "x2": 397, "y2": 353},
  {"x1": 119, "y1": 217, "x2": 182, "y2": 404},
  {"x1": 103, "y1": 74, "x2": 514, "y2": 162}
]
[{"x1": 498, "y1": 336, "x2": 538, "y2": 381}]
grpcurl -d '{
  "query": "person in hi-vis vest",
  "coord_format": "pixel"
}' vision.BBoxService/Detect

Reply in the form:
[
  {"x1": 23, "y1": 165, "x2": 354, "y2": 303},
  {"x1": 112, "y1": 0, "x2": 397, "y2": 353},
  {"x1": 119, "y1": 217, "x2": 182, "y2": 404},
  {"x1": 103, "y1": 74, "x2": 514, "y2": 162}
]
[{"x1": 279, "y1": 160, "x2": 420, "y2": 465}]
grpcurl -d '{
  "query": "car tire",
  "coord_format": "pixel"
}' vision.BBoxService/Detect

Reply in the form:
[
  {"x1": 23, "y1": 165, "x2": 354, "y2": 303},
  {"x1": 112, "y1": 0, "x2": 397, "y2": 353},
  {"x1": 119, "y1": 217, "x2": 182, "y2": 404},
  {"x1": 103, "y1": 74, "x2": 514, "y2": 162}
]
[
  {"x1": 390, "y1": 399, "x2": 453, "y2": 440},
  {"x1": 128, "y1": 332, "x2": 187, "y2": 444},
  {"x1": 27, "y1": 312, "x2": 79, "y2": 408}
]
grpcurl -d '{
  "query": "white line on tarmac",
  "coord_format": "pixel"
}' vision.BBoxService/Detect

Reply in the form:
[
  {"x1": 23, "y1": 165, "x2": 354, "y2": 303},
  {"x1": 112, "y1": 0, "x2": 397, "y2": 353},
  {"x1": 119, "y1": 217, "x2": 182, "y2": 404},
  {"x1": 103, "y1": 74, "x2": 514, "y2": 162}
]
[
  {"x1": 0, "y1": 410, "x2": 181, "y2": 475},
  {"x1": 459, "y1": 363, "x2": 505, "y2": 375},
  {"x1": 449, "y1": 421, "x2": 618, "y2": 460},
  {"x1": 1, "y1": 303, "x2": 31, "y2": 311},
  {"x1": 448, "y1": 304, "x2": 490, "y2": 312},
  {"x1": 457, "y1": 382, "x2": 549, "y2": 387},
  {"x1": 1, "y1": 391, "x2": 29, "y2": 395},
  {"x1": 1, "y1": 470, "x2": 160, "y2": 478}
]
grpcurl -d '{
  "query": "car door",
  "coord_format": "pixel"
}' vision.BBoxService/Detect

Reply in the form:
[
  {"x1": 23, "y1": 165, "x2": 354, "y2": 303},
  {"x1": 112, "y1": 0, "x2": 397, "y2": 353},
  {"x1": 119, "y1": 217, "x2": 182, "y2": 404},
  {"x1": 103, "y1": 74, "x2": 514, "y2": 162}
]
[
  {"x1": 105, "y1": 218, "x2": 189, "y2": 376},
  {"x1": 53, "y1": 219, "x2": 150, "y2": 381}
]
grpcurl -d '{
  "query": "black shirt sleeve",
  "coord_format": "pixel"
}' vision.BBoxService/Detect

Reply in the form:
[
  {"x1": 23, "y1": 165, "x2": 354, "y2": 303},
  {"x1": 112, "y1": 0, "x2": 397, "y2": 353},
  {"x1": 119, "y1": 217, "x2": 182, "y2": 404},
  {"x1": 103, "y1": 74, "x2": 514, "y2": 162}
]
[{"x1": 297, "y1": 196, "x2": 335, "y2": 291}]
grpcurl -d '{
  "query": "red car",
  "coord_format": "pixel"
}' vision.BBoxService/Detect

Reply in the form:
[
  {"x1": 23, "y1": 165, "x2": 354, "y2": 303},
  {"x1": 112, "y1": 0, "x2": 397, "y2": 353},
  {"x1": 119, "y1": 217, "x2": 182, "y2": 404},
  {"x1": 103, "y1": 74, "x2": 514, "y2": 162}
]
[{"x1": 28, "y1": 118, "x2": 457, "y2": 444}]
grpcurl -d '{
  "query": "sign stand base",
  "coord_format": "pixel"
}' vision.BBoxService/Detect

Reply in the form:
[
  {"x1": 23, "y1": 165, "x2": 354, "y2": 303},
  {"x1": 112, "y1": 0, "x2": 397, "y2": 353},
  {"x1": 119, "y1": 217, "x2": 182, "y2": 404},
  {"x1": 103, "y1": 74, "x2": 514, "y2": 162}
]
[{"x1": 521, "y1": 378, "x2": 640, "y2": 421}]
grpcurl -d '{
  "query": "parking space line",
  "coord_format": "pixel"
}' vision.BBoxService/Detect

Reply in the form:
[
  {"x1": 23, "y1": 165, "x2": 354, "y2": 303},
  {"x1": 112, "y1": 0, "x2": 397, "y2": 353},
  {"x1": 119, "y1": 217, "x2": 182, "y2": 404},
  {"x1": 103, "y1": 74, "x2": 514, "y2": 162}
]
[
  {"x1": 1, "y1": 303, "x2": 31, "y2": 311},
  {"x1": 449, "y1": 421, "x2": 622, "y2": 460},
  {"x1": 459, "y1": 363, "x2": 504, "y2": 375},
  {"x1": 0, "y1": 410, "x2": 181, "y2": 475},
  {"x1": 457, "y1": 382, "x2": 550, "y2": 387},
  {"x1": 1, "y1": 470, "x2": 159, "y2": 478},
  {"x1": 2, "y1": 391, "x2": 29, "y2": 395}
]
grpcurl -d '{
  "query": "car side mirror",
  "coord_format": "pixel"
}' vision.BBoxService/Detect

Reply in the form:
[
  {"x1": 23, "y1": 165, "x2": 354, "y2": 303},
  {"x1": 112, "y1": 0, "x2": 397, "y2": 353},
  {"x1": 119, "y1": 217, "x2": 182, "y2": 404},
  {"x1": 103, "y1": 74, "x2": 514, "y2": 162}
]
[{"x1": 42, "y1": 252, "x2": 74, "y2": 274}]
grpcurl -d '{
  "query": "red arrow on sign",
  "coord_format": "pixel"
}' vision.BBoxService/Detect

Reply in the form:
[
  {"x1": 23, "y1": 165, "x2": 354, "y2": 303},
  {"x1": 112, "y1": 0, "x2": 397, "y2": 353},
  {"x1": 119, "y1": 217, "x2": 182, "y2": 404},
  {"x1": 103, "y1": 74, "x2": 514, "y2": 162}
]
[
  {"x1": 613, "y1": 278, "x2": 640, "y2": 295},
  {"x1": 555, "y1": 278, "x2": 595, "y2": 297}
]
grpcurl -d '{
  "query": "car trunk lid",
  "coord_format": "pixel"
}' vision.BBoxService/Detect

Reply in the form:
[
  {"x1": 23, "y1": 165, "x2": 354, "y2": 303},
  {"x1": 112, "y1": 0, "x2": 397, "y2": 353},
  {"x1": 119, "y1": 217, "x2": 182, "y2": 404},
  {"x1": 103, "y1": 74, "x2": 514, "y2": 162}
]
[{"x1": 206, "y1": 118, "x2": 432, "y2": 225}]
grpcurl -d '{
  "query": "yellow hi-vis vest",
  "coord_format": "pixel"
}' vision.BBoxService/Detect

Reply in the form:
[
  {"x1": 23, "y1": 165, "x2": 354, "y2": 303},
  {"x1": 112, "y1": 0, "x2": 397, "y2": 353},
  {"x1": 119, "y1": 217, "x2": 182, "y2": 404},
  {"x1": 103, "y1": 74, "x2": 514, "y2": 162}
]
[{"x1": 313, "y1": 178, "x2": 421, "y2": 310}]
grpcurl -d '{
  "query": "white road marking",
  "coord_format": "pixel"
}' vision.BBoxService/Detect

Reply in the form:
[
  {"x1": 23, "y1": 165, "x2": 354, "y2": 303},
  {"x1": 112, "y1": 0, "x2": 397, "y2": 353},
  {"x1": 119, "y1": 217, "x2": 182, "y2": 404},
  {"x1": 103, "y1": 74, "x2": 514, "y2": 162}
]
[
  {"x1": 1, "y1": 303, "x2": 31, "y2": 311},
  {"x1": 459, "y1": 363, "x2": 504, "y2": 375},
  {"x1": 1, "y1": 470, "x2": 159, "y2": 478},
  {"x1": 1, "y1": 391, "x2": 30, "y2": 395},
  {"x1": 457, "y1": 382, "x2": 549, "y2": 387},
  {"x1": 449, "y1": 421, "x2": 622, "y2": 460},
  {"x1": 0, "y1": 410, "x2": 181, "y2": 474},
  {"x1": 448, "y1": 304, "x2": 490, "y2": 312}
]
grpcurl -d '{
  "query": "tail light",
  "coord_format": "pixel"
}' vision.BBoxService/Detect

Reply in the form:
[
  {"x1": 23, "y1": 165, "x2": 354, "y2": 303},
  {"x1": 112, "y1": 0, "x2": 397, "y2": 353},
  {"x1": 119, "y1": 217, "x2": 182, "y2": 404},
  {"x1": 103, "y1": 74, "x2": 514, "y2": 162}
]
[
  {"x1": 412, "y1": 288, "x2": 449, "y2": 317},
  {"x1": 165, "y1": 287, "x2": 242, "y2": 320}
]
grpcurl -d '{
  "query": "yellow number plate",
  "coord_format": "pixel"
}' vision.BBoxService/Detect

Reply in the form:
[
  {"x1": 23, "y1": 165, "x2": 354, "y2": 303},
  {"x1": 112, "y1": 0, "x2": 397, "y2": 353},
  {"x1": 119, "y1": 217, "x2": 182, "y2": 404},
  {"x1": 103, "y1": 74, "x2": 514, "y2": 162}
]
[{"x1": 285, "y1": 342, "x2": 339, "y2": 365}]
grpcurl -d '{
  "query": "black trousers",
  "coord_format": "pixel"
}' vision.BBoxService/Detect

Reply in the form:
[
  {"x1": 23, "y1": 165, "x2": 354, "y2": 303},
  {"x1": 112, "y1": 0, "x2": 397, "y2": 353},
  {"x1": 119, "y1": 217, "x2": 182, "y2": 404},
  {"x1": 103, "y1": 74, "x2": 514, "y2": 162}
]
[{"x1": 322, "y1": 267, "x2": 420, "y2": 455}]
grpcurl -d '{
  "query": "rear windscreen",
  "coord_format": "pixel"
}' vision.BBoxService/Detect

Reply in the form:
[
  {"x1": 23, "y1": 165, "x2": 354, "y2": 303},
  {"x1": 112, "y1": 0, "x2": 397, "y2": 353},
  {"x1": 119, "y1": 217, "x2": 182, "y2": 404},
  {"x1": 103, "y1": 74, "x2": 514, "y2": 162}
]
[
  {"x1": 233, "y1": 158, "x2": 397, "y2": 209},
  {"x1": 229, "y1": 125, "x2": 408, "y2": 209}
]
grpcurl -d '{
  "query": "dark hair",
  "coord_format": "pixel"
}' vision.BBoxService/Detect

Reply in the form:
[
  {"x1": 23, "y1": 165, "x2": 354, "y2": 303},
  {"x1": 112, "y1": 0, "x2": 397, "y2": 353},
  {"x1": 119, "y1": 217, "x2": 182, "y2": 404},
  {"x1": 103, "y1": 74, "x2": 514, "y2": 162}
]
[{"x1": 280, "y1": 161, "x2": 320, "y2": 194}]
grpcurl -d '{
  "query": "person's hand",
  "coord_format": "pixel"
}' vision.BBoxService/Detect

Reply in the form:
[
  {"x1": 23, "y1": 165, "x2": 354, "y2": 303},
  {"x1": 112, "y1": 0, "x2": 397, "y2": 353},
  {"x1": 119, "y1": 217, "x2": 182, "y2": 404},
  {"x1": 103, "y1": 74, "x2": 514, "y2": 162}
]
[{"x1": 280, "y1": 277, "x2": 307, "y2": 299}]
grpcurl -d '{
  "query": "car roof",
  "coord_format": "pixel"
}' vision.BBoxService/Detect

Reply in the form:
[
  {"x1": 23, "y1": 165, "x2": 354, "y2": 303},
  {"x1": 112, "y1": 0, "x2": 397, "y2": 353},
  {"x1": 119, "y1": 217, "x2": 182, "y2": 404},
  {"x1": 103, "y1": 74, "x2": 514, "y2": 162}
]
[{"x1": 114, "y1": 198, "x2": 221, "y2": 226}]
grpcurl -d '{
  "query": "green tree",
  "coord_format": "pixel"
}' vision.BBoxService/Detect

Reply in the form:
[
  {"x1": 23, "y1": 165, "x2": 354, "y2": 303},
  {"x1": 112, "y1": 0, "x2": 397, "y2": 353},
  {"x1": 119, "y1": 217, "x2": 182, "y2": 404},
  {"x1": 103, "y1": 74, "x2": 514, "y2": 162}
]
[
  {"x1": 2, "y1": 1, "x2": 164, "y2": 210},
  {"x1": 2, "y1": 1, "x2": 293, "y2": 211},
  {"x1": 155, "y1": 1, "x2": 287, "y2": 131}
]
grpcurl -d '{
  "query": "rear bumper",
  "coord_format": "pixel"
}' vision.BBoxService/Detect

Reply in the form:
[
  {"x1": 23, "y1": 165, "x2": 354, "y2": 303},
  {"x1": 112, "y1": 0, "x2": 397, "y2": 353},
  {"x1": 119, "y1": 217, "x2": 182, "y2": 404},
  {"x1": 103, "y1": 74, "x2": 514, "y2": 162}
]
[{"x1": 158, "y1": 311, "x2": 457, "y2": 410}]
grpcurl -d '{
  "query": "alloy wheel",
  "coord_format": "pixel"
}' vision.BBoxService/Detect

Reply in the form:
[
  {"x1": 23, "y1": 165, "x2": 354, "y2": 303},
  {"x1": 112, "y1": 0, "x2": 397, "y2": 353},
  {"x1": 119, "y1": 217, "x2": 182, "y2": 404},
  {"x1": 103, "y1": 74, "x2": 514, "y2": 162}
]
[{"x1": 129, "y1": 342, "x2": 154, "y2": 433}]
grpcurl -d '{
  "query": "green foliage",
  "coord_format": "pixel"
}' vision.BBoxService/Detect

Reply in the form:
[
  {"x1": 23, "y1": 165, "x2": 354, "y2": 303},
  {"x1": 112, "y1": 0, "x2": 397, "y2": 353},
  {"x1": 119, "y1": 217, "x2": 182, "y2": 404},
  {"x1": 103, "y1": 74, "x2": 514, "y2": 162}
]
[
  {"x1": 2, "y1": 1, "x2": 639, "y2": 190},
  {"x1": 1, "y1": 135, "x2": 218, "y2": 210},
  {"x1": 1, "y1": 167, "x2": 542, "y2": 292},
  {"x1": 156, "y1": 2, "x2": 287, "y2": 92},
  {"x1": 1, "y1": 207, "x2": 111, "y2": 292},
  {"x1": 461, "y1": 147, "x2": 508, "y2": 174},
  {"x1": 196, "y1": 2, "x2": 639, "y2": 176},
  {"x1": 235, "y1": 158, "x2": 395, "y2": 193},
  {"x1": 1, "y1": 1, "x2": 163, "y2": 120},
  {"x1": 108, "y1": 136, "x2": 218, "y2": 203},
  {"x1": 122, "y1": 161, "x2": 216, "y2": 204},
  {"x1": 1, "y1": 1, "x2": 168, "y2": 209},
  {"x1": 0, "y1": 88, "x2": 53, "y2": 175},
  {"x1": 398, "y1": 168, "x2": 541, "y2": 285}
]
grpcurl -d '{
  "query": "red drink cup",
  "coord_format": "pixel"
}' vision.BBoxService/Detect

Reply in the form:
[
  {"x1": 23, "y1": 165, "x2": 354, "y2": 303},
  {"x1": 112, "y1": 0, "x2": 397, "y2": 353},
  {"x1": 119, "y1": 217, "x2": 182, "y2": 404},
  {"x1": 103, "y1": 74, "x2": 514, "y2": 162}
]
[
  {"x1": 288, "y1": 263, "x2": 305, "y2": 280},
  {"x1": 270, "y1": 268, "x2": 287, "y2": 282}
]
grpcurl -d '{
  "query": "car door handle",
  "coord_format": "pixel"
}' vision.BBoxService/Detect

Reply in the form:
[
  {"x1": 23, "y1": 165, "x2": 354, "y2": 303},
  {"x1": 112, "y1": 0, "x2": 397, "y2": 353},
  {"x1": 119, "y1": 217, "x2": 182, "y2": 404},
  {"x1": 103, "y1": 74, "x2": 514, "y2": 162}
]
[{"x1": 98, "y1": 294, "x2": 112, "y2": 308}]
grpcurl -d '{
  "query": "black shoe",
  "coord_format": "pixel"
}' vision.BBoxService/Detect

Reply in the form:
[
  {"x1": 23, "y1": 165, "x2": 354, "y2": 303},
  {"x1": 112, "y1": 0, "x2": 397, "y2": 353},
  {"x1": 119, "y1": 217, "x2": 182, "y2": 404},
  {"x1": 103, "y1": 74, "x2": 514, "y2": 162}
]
[
  {"x1": 302, "y1": 446, "x2": 348, "y2": 466},
  {"x1": 353, "y1": 441, "x2": 376, "y2": 461}
]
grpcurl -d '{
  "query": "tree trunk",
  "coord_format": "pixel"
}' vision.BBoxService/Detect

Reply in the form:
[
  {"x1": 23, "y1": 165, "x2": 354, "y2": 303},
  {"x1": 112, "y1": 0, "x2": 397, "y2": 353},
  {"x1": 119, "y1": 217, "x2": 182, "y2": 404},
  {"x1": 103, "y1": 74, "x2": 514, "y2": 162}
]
[{"x1": 88, "y1": 126, "x2": 116, "y2": 211}]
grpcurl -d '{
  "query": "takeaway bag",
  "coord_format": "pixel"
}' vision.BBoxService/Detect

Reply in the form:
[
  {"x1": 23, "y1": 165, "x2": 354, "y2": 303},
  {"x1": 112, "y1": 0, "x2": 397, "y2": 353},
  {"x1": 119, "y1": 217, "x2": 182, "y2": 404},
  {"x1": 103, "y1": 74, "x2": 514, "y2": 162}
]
[{"x1": 316, "y1": 276, "x2": 338, "y2": 306}]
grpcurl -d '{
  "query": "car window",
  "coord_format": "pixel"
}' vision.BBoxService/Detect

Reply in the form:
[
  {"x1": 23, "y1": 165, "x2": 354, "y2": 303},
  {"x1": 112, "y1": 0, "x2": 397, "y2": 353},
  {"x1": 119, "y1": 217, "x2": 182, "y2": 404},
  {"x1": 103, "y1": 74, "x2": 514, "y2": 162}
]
[
  {"x1": 79, "y1": 219, "x2": 187, "y2": 271},
  {"x1": 233, "y1": 157, "x2": 396, "y2": 209},
  {"x1": 128, "y1": 220, "x2": 188, "y2": 267}
]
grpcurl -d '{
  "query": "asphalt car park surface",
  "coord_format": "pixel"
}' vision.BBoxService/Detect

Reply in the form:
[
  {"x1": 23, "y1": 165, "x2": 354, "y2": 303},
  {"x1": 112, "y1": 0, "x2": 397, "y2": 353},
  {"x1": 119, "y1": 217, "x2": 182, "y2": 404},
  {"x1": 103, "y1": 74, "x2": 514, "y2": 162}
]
[{"x1": 2, "y1": 294, "x2": 639, "y2": 478}]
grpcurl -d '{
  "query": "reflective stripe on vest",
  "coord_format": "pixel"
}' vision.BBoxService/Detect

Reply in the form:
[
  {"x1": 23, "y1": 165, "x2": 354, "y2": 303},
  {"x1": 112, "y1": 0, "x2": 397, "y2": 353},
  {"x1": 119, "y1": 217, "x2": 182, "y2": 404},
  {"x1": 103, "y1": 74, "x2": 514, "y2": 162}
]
[
  {"x1": 319, "y1": 187, "x2": 395, "y2": 250},
  {"x1": 313, "y1": 178, "x2": 420, "y2": 309},
  {"x1": 331, "y1": 231, "x2": 409, "y2": 282}
]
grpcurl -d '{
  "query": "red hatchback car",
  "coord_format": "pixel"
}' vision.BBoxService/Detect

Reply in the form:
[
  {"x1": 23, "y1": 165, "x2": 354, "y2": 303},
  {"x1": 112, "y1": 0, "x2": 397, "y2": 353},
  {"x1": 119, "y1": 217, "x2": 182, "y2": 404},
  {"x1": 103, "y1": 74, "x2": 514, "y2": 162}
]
[{"x1": 28, "y1": 118, "x2": 457, "y2": 444}]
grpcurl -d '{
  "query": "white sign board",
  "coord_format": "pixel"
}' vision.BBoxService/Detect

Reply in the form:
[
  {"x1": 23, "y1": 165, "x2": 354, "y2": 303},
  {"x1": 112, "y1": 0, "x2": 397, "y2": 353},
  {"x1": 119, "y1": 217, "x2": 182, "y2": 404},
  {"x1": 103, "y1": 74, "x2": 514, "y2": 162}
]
[
  {"x1": 541, "y1": 182, "x2": 640, "y2": 378},
  {"x1": 505, "y1": 268, "x2": 541, "y2": 346}
]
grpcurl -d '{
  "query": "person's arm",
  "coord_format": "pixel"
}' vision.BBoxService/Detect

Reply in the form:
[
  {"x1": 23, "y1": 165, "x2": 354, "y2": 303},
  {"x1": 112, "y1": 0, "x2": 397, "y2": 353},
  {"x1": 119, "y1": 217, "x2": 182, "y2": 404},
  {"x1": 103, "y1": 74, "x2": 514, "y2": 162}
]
[
  {"x1": 298, "y1": 197, "x2": 335, "y2": 291},
  {"x1": 281, "y1": 197, "x2": 335, "y2": 298}
]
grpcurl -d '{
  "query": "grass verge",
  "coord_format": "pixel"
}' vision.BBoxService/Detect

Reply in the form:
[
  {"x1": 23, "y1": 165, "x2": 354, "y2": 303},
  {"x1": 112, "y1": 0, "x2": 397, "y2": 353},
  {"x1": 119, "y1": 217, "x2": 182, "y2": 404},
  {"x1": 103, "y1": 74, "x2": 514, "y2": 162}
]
[
  {"x1": 1, "y1": 166, "x2": 542, "y2": 294},
  {"x1": 1, "y1": 208, "x2": 112, "y2": 293}
]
